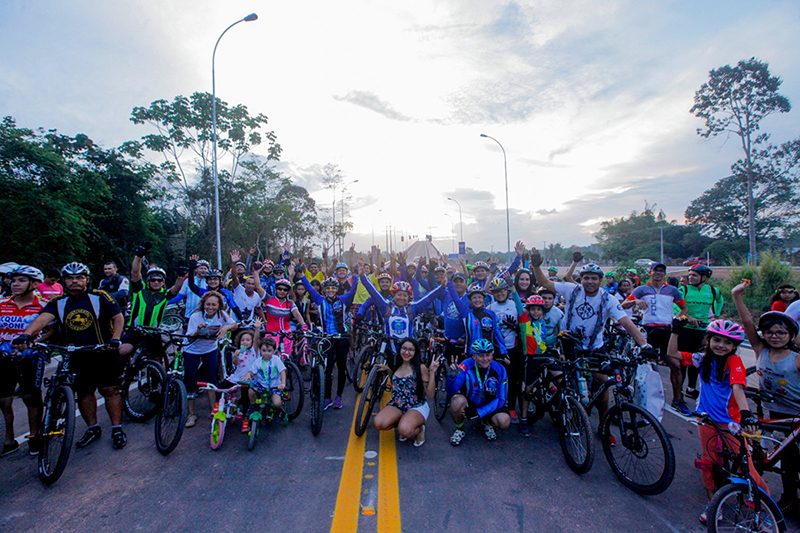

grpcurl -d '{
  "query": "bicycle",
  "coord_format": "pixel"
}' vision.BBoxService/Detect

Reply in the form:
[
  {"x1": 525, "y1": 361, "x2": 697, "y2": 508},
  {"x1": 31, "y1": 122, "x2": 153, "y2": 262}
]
[
  {"x1": 427, "y1": 335, "x2": 449, "y2": 423},
  {"x1": 120, "y1": 325, "x2": 167, "y2": 422},
  {"x1": 354, "y1": 350, "x2": 392, "y2": 437},
  {"x1": 744, "y1": 390, "x2": 800, "y2": 494},
  {"x1": 298, "y1": 331, "x2": 346, "y2": 436},
  {"x1": 351, "y1": 323, "x2": 390, "y2": 393},
  {"x1": 694, "y1": 412, "x2": 786, "y2": 532},
  {"x1": 244, "y1": 384, "x2": 288, "y2": 451},
  {"x1": 33, "y1": 343, "x2": 106, "y2": 485},
  {"x1": 197, "y1": 381, "x2": 241, "y2": 450},
  {"x1": 263, "y1": 329, "x2": 305, "y2": 421}
]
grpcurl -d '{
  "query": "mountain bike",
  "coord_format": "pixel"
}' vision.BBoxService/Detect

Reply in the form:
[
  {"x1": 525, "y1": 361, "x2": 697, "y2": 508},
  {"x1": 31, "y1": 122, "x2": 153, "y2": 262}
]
[
  {"x1": 427, "y1": 335, "x2": 449, "y2": 422},
  {"x1": 351, "y1": 322, "x2": 384, "y2": 393},
  {"x1": 264, "y1": 330, "x2": 305, "y2": 421},
  {"x1": 354, "y1": 350, "x2": 392, "y2": 437},
  {"x1": 120, "y1": 325, "x2": 167, "y2": 422},
  {"x1": 298, "y1": 331, "x2": 345, "y2": 436}
]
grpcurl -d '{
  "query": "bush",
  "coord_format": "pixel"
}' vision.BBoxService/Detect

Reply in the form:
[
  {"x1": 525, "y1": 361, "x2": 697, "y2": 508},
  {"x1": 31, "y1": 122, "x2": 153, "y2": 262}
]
[{"x1": 718, "y1": 253, "x2": 799, "y2": 319}]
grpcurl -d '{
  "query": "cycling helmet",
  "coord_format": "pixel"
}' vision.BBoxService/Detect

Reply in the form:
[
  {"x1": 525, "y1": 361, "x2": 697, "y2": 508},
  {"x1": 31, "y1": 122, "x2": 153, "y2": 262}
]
[
  {"x1": 689, "y1": 264, "x2": 713, "y2": 278},
  {"x1": 0, "y1": 262, "x2": 20, "y2": 275},
  {"x1": 407, "y1": 261, "x2": 418, "y2": 269},
  {"x1": 377, "y1": 272, "x2": 393, "y2": 282},
  {"x1": 605, "y1": 272, "x2": 615, "y2": 278},
  {"x1": 10, "y1": 265, "x2": 44, "y2": 283},
  {"x1": 197, "y1": 260, "x2": 210, "y2": 268},
  {"x1": 335, "y1": 262, "x2": 348, "y2": 271},
  {"x1": 706, "y1": 319, "x2": 746, "y2": 344},
  {"x1": 275, "y1": 278, "x2": 292, "y2": 290},
  {"x1": 471, "y1": 338, "x2": 494, "y2": 354},
  {"x1": 467, "y1": 284, "x2": 486, "y2": 298},
  {"x1": 758, "y1": 311, "x2": 799, "y2": 338},
  {"x1": 145, "y1": 267, "x2": 167, "y2": 281},
  {"x1": 391, "y1": 281, "x2": 412, "y2": 294},
  {"x1": 579, "y1": 263, "x2": 604, "y2": 277},
  {"x1": 525, "y1": 295, "x2": 545, "y2": 308},
  {"x1": 488, "y1": 278, "x2": 510, "y2": 292},
  {"x1": 473, "y1": 261, "x2": 490, "y2": 271},
  {"x1": 434, "y1": 266, "x2": 446, "y2": 273},
  {"x1": 321, "y1": 277, "x2": 339, "y2": 289},
  {"x1": 61, "y1": 262, "x2": 90, "y2": 276},
  {"x1": 548, "y1": 266, "x2": 558, "y2": 273}
]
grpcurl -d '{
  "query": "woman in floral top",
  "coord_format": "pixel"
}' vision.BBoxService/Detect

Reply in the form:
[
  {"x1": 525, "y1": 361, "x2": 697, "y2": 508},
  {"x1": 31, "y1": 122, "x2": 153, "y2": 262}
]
[{"x1": 372, "y1": 337, "x2": 439, "y2": 447}]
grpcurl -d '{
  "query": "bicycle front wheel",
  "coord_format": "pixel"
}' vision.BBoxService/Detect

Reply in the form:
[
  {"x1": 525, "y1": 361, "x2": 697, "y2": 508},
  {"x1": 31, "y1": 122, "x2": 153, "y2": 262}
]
[
  {"x1": 247, "y1": 419, "x2": 259, "y2": 451},
  {"x1": 39, "y1": 383, "x2": 76, "y2": 485},
  {"x1": 707, "y1": 482, "x2": 785, "y2": 533},
  {"x1": 122, "y1": 359, "x2": 166, "y2": 422},
  {"x1": 600, "y1": 403, "x2": 675, "y2": 495},
  {"x1": 352, "y1": 345, "x2": 373, "y2": 393},
  {"x1": 354, "y1": 368, "x2": 380, "y2": 437},
  {"x1": 557, "y1": 395, "x2": 594, "y2": 474},
  {"x1": 283, "y1": 360, "x2": 305, "y2": 420},
  {"x1": 155, "y1": 376, "x2": 187, "y2": 455},
  {"x1": 310, "y1": 364, "x2": 325, "y2": 436},
  {"x1": 433, "y1": 365, "x2": 448, "y2": 422}
]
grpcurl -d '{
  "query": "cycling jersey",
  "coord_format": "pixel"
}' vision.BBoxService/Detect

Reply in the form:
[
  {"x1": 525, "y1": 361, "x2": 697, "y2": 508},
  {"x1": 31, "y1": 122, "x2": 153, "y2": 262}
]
[
  {"x1": 447, "y1": 283, "x2": 507, "y2": 356},
  {"x1": 442, "y1": 289, "x2": 468, "y2": 342},
  {"x1": 487, "y1": 298, "x2": 518, "y2": 350},
  {"x1": 687, "y1": 351, "x2": 746, "y2": 425},
  {"x1": 555, "y1": 282, "x2": 626, "y2": 351},
  {"x1": 128, "y1": 279, "x2": 169, "y2": 327},
  {"x1": 356, "y1": 291, "x2": 393, "y2": 325},
  {"x1": 177, "y1": 276, "x2": 206, "y2": 317},
  {"x1": 0, "y1": 295, "x2": 45, "y2": 342},
  {"x1": 233, "y1": 285, "x2": 262, "y2": 323},
  {"x1": 263, "y1": 296, "x2": 297, "y2": 332},
  {"x1": 542, "y1": 306, "x2": 564, "y2": 350},
  {"x1": 360, "y1": 274, "x2": 444, "y2": 340},
  {"x1": 301, "y1": 276, "x2": 359, "y2": 335},
  {"x1": 679, "y1": 284, "x2": 723, "y2": 330},
  {"x1": 37, "y1": 281, "x2": 63, "y2": 301},
  {"x1": 42, "y1": 289, "x2": 122, "y2": 346},
  {"x1": 446, "y1": 358, "x2": 508, "y2": 418},
  {"x1": 511, "y1": 292, "x2": 547, "y2": 355},
  {"x1": 353, "y1": 273, "x2": 378, "y2": 306},
  {"x1": 629, "y1": 283, "x2": 685, "y2": 326}
]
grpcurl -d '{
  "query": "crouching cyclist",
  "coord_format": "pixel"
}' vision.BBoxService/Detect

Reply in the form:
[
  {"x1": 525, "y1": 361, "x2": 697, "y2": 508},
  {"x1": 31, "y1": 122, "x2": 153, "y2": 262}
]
[{"x1": 447, "y1": 339, "x2": 510, "y2": 445}]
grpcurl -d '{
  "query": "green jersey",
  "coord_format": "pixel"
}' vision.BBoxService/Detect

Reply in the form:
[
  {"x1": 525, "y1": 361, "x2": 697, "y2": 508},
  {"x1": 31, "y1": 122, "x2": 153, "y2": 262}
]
[{"x1": 678, "y1": 284, "x2": 723, "y2": 330}]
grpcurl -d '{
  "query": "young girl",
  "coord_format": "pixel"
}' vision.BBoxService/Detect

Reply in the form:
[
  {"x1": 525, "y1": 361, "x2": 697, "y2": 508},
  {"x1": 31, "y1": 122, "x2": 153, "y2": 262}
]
[
  {"x1": 372, "y1": 337, "x2": 438, "y2": 447},
  {"x1": 733, "y1": 280, "x2": 800, "y2": 515},
  {"x1": 225, "y1": 318, "x2": 261, "y2": 431},
  {"x1": 513, "y1": 294, "x2": 548, "y2": 437},
  {"x1": 184, "y1": 291, "x2": 238, "y2": 428},
  {"x1": 667, "y1": 318, "x2": 765, "y2": 524},
  {"x1": 242, "y1": 336, "x2": 287, "y2": 421},
  {"x1": 769, "y1": 284, "x2": 800, "y2": 313}
]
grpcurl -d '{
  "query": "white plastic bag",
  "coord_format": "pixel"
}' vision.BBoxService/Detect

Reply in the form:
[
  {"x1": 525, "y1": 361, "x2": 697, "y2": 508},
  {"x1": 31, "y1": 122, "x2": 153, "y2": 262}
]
[{"x1": 633, "y1": 362, "x2": 665, "y2": 421}]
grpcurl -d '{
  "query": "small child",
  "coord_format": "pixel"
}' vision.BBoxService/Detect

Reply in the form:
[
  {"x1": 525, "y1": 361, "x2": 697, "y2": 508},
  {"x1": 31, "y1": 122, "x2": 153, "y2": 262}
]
[
  {"x1": 242, "y1": 336, "x2": 287, "y2": 423},
  {"x1": 225, "y1": 317, "x2": 261, "y2": 432},
  {"x1": 513, "y1": 294, "x2": 549, "y2": 437}
]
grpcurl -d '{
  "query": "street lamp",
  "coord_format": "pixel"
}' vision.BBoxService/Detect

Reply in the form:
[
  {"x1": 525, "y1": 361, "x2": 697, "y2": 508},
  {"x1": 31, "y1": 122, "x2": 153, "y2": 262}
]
[
  {"x1": 444, "y1": 213, "x2": 455, "y2": 254},
  {"x1": 340, "y1": 179, "x2": 359, "y2": 254},
  {"x1": 480, "y1": 133, "x2": 510, "y2": 254},
  {"x1": 447, "y1": 197, "x2": 463, "y2": 246},
  {"x1": 212, "y1": 12, "x2": 258, "y2": 269}
]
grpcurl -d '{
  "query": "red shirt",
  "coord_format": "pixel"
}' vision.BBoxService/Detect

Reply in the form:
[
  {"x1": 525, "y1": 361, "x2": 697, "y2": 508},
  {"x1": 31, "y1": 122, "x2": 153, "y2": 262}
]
[{"x1": 0, "y1": 295, "x2": 45, "y2": 342}]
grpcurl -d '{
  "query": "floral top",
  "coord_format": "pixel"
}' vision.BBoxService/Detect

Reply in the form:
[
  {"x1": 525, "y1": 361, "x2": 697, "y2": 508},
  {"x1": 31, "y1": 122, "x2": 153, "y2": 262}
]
[{"x1": 387, "y1": 373, "x2": 425, "y2": 412}]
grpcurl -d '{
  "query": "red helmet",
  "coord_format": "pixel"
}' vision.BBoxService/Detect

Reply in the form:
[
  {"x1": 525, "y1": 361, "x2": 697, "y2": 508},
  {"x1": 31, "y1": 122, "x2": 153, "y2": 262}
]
[
  {"x1": 391, "y1": 281, "x2": 412, "y2": 294},
  {"x1": 525, "y1": 295, "x2": 545, "y2": 308}
]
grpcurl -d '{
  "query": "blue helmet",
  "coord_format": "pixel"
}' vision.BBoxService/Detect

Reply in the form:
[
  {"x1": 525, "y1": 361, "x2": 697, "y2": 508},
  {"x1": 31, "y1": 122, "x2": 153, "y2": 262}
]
[{"x1": 471, "y1": 338, "x2": 494, "y2": 354}]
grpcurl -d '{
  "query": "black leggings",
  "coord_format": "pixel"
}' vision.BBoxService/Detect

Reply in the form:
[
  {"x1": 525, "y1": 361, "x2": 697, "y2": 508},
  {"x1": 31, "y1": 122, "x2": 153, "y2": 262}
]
[
  {"x1": 324, "y1": 338, "x2": 350, "y2": 399},
  {"x1": 506, "y1": 345, "x2": 524, "y2": 413}
]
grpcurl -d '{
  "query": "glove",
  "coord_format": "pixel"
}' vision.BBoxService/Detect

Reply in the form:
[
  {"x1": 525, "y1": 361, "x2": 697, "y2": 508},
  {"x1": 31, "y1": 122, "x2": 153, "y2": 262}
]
[
  {"x1": 134, "y1": 242, "x2": 152, "y2": 258},
  {"x1": 572, "y1": 251, "x2": 584, "y2": 263},
  {"x1": 529, "y1": 250, "x2": 543, "y2": 268},
  {"x1": 109, "y1": 338, "x2": 121, "y2": 350},
  {"x1": 672, "y1": 318, "x2": 687, "y2": 331},
  {"x1": 465, "y1": 406, "x2": 480, "y2": 420},
  {"x1": 177, "y1": 266, "x2": 189, "y2": 276},
  {"x1": 638, "y1": 344, "x2": 658, "y2": 358},
  {"x1": 740, "y1": 410, "x2": 759, "y2": 429},
  {"x1": 12, "y1": 334, "x2": 31, "y2": 347},
  {"x1": 188, "y1": 259, "x2": 197, "y2": 270}
]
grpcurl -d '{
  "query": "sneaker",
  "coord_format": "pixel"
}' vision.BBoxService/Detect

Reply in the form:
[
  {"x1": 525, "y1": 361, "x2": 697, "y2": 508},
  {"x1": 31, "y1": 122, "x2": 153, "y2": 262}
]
[
  {"x1": 414, "y1": 425, "x2": 426, "y2": 447},
  {"x1": 76, "y1": 426, "x2": 102, "y2": 448},
  {"x1": 323, "y1": 398, "x2": 333, "y2": 411},
  {"x1": 699, "y1": 504, "x2": 708, "y2": 525},
  {"x1": 483, "y1": 422, "x2": 497, "y2": 441},
  {"x1": 111, "y1": 427, "x2": 127, "y2": 450},
  {"x1": 450, "y1": 428, "x2": 466, "y2": 446},
  {"x1": 519, "y1": 422, "x2": 530, "y2": 437},
  {"x1": 333, "y1": 396, "x2": 343, "y2": 410},
  {"x1": 509, "y1": 410, "x2": 519, "y2": 424},
  {"x1": 184, "y1": 413, "x2": 198, "y2": 428},
  {"x1": 1, "y1": 441, "x2": 20, "y2": 456},
  {"x1": 27, "y1": 437, "x2": 40, "y2": 456},
  {"x1": 685, "y1": 388, "x2": 699, "y2": 400},
  {"x1": 672, "y1": 399, "x2": 692, "y2": 416},
  {"x1": 241, "y1": 419, "x2": 250, "y2": 433}
]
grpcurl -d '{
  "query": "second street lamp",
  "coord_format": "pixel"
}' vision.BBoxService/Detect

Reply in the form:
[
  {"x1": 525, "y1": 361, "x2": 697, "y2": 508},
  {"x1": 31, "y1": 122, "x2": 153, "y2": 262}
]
[{"x1": 480, "y1": 133, "x2": 510, "y2": 254}]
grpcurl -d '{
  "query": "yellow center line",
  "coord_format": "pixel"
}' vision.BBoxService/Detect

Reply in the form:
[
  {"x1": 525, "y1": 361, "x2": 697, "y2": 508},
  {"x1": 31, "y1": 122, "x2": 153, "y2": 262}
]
[
  {"x1": 378, "y1": 396, "x2": 402, "y2": 533},
  {"x1": 330, "y1": 396, "x2": 367, "y2": 533}
]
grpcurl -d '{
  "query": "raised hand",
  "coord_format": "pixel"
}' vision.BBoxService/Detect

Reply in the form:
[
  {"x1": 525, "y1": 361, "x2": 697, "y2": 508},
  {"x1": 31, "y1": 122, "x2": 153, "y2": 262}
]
[
  {"x1": 230, "y1": 249, "x2": 241, "y2": 263},
  {"x1": 249, "y1": 247, "x2": 256, "y2": 256},
  {"x1": 731, "y1": 279, "x2": 751, "y2": 295},
  {"x1": 529, "y1": 248, "x2": 543, "y2": 267},
  {"x1": 514, "y1": 240, "x2": 525, "y2": 257},
  {"x1": 572, "y1": 248, "x2": 584, "y2": 263},
  {"x1": 189, "y1": 254, "x2": 199, "y2": 262}
]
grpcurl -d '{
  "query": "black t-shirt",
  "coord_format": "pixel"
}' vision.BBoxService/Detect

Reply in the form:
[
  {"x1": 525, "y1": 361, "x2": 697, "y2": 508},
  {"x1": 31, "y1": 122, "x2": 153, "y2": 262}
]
[{"x1": 43, "y1": 289, "x2": 122, "y2": 346}]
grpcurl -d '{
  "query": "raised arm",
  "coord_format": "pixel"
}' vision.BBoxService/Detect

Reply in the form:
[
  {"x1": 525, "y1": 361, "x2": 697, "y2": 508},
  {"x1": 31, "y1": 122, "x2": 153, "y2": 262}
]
[
  {"x1": 230, "y1": 250, "x2": 242, "y2": 289},
  {"x1": 731, "y1": 280, "x2": 764, "y2": 353},
  {"x1": 445, "y1": 281, "x2": 469, "y2": 317},
  {"x1": 131, "y1": 242, "x2": 151, "y2": 283},
  {"x1": 359, "y1": 274, "x2": 389, "y2": 314},
  {"x1": 529, "y1": 248, "x2": 556, "y2": 293}
]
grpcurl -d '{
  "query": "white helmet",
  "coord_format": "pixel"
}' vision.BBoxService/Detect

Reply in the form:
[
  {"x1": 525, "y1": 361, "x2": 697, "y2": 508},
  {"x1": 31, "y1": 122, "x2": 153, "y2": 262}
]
[
  {"x1": 10, "y1": 265, "x2": 44, "y2": 283},
  {"x1": 0, "y1": 262, "x2": 20, "y2": 275}
]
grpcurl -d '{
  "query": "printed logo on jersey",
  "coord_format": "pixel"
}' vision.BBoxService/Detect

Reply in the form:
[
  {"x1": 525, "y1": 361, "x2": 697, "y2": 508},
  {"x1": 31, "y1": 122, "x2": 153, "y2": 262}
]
[
  {"x1": 65, "y1": 309, "x2": 94, "y2": 331},
  {"x1": 445, "y1": 302, "x2": 460, "y2": 320},
  {"x1": 387, "y1": 316, "x2": 410, "y2": 338},
  {"x1": 485, "y1": 377, "x2": 498, "y2": 395},
  {"x1": 480, "y1": 317, "x2": 493, "y2": 331},
  {"x1": 575, "y1": 302, "x2": 596, "y2": 320}
]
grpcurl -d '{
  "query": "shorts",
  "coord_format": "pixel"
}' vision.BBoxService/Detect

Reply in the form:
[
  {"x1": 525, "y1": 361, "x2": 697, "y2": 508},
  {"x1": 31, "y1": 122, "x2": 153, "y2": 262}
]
[
  {"x1": 466, "y1": 398, "x2": 509, "y2": 420},
  {"x1": 678, "y1": 327, "x2": 706, "y2": 354},
  {"x1": 388, "y1": 399, "x2": 431, "y2": 420},
  {"x1": 71, "y1": 349, "x2": 124, "y2": 395},
  {"x1": 642, "y1": 324, "x2": 671, "y2": 362},
  {"x1": 251, "y1": 382, "x2": 280, "y2": 396},
  {"x1": 0, "y1": 350, "x2": 45, "y2": 397},
  {"x1": 444, "y1": 341, "x2": 466, "y2": 363}
]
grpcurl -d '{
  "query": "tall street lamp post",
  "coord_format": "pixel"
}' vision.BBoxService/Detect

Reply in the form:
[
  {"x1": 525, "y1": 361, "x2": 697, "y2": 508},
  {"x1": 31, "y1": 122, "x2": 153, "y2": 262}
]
[{"x1": 480, "y1": 133, "x2": 510, "y2": 254}]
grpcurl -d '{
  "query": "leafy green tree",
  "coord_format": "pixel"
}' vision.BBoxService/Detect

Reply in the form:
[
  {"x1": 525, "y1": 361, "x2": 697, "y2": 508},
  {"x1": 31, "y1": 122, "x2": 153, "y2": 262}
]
[{"x1": 691, "y1": 58, "x2": 792, "y2": 263}]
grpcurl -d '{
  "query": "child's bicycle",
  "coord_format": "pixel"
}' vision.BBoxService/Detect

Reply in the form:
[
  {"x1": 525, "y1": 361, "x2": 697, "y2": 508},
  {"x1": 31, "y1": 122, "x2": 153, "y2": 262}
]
[
  {"x1": 197, "y1": 381, "x2": 241, "y2": 450},
  {"x1": 694, "y1": 412, "x2": 786, "y2": 533},
  {"x1": 242, "y1": 383, "x2": 289, "y2": 451}
]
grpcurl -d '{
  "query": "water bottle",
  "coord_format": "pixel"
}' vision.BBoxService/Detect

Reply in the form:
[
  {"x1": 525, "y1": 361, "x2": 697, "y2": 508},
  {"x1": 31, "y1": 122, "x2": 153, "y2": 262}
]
[{"x1": 577, "y1": 374, "x2": 589, "y2": 405}]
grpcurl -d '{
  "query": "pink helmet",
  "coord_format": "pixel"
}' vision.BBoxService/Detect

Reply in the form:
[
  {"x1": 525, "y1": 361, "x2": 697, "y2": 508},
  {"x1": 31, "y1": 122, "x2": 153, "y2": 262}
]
[{"x1": 706, "y1": 319, "x2": 746, "y2": 344}]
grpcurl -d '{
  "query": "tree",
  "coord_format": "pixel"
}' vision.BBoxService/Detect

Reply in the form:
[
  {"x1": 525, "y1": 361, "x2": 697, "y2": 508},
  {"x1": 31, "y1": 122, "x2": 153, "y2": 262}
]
[
  {"x1": 320, "y1": 163, "x2": 353, "y2": 257},
  {"x1": 691, "y1": 58, "x2": 791, "y2": 263}
]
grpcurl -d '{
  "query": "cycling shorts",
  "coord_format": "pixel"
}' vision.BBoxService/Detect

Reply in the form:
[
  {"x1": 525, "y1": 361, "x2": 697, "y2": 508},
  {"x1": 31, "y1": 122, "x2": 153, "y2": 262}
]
[
  {"x1": 465, "y1": 398, "x2": 509, "y2": 420},
  {"x1": 642, "y1": 324, "x2": 671, "y2": 362},
  {"x1": 71, "y1": 349, "x2": 123, "y2": 395},
  {"x1": 677, "y1": 327, "x2": 706, "y2": 356},
  {"x1": 0, "y1": 351, "x2": 45, "y2": 397},
  {"x1": 444, "y1": 341, "x2": 466, "y2": 363}
]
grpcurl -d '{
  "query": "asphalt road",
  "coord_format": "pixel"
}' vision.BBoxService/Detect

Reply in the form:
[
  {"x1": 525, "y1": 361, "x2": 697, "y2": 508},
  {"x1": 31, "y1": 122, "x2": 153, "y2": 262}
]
[{"x1": 1, "y1": 349, "x2": 798, "y2": 533}]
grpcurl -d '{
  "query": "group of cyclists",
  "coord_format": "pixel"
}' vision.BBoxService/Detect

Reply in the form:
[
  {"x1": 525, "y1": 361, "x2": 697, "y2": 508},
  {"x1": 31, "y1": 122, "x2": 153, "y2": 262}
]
[{"x1": 2, "y1": 238, "x2": 800, "y2": 528}]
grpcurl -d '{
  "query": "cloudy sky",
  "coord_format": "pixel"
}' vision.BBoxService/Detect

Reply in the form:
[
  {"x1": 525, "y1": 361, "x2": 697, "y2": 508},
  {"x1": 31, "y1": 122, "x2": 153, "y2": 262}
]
[{"x1": 2, "y1": 1, "x2": 799, "y2": 255}]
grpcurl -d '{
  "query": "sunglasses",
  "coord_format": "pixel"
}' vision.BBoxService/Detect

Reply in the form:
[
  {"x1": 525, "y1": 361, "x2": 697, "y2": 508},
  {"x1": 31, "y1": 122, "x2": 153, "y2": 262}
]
[
  {"x1": 149, "y1": 278, "x2": 165, "y2": 283},
  {"x1": 276, "y1": 287, "x2": 289, "y2": 292}
]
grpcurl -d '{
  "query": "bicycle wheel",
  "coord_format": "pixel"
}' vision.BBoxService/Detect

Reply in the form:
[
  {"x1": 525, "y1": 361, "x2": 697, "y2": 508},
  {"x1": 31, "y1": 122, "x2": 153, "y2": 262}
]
[
  {"x1": 283, "y1": 360, "x2": 305, "y2": 421},
  {"x1": 247, "y1": 419, "x2": 259, "y2": 451},
  {"x1": 310, "y1": 364, "x2": 325, "y2": 436},
  {"x1": 354, "y1": 368, "x2": 380, "y2": 437},
  {"x1": 210, "y1": 417, "x2": 225, "y2": 450},
  {"x1": 352, "y1": 345, "x2": 374, "y2": 393},
  {"x1": 122, "y1": 359, "x2": 166, "y2": 422},
  {"x1": 38, "y1": 383, "x2": 76, "y2": 485},
  {"x1": 154, "y1": 376, "x2": 187, "y2": 455},
  {"x1": 600, "y1": 403, "x2": 675, "y2": 495},
  {"x1": 557, "y1": 395, "x2": 594, "y2": 474},
  {"x1": 433, "y1": 365, "x2": 448, "y2": 422},
  {"x1": 161, "y1": 313, "x2": 184, "y2": 333},
  {"x1": 707, "y1": 482, "x2": 786, "y2": 533}
]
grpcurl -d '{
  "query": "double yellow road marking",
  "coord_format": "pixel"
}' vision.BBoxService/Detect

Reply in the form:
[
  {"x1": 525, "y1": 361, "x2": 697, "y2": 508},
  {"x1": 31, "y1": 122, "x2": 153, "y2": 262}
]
[{"x1": 330, "y1": 396, "x2": 401, "y2": 533}]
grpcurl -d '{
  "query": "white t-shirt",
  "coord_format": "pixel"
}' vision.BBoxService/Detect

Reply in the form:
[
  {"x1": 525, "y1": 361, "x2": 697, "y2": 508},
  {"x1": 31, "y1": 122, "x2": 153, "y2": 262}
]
[
  {"x1": 554, "y1": 282, "x2": 626, "y2": 350},
  {"x1": 178, "y1": 276, "x2": 206, "y2": 318},
  {"x1": 487, "y1": 299, "x2": 518, "y2": 349},
  {"x1": 785, "y1": 300, "x2": 800, "y2": 323},
  {"x1": 184, "y1": 311, "x2": 235, "y2": 354},
  {"x1": 234, "y1": 285, "x2": 262, "y2": 323},
  {"x1": 229, "y1": 345, "x2": 258, "y2": 382},
  {"x1": 248, "y1": 354, "x2": 286, "y2": 389}
]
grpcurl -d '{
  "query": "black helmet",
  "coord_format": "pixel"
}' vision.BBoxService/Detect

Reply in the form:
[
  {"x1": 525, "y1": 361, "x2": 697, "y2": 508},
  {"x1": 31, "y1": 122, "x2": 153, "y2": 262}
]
[
  {"x1": 689, "y1": 264, "x2": 713, "y2": 278},
  {"x1": 758, "y1": 311, "x2": 799, "y2": 338}
]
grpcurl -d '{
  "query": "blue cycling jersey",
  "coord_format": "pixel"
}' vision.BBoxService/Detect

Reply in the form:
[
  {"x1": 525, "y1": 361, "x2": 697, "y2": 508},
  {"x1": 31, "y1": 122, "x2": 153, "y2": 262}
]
[{"x1": 446, "y1": 358, "x2": 508, "y2": 418}]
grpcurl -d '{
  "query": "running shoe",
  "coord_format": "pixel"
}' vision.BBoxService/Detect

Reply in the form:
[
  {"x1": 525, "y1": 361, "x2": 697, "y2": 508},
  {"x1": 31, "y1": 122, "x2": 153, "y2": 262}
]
[
  {"x1": 671, "y1": 399, "x2": 692, "y2": 416},
  {"x1": 111, "y1": 427, "x2": 127, "y2": 450},
  {"x1": 685, "y1": 388, "x2": 699, "y2": 400},
  {"x1": 450, "y1": 428, "x2": 466, "y2": 446},
  {"x1": 509, "y1": 410, "x2": 519, "y2": 424},
  {"x1": 184, "y1": 413, "x2": 198, "y2": 428},
  {"x1": 483, "y1": 422, "x2": 497, "y2": 441},
  {"x1": 699, "y1": 504, "x2": 708, "y2": 525},
  {"x1": 323, "y1": 398, "x2": 333, "y2": 411},
  {"x1": 519, "y1": 423, "x2": 530, "y2": 437},
  {"x1": 76, "y1": 426, "x2": 102, "y2": 448},
  {"x1": 333, "y1": 396, "x2": 343, "y2": 409},
  {"x1": 1, "y1": 441, "x2": 20, "y2": 456}
]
